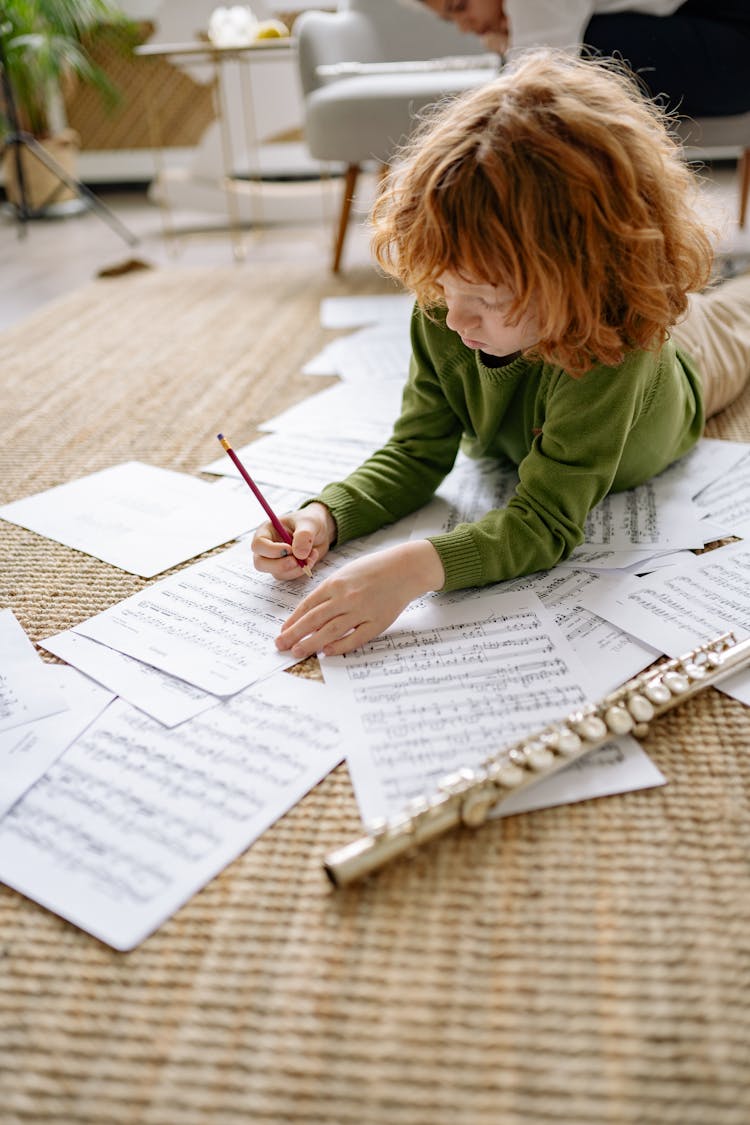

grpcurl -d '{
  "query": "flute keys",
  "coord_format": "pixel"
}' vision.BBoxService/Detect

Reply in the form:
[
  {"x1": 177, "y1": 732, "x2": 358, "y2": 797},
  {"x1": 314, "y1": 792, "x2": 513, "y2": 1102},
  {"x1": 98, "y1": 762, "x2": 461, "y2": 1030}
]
[
  {"x1": 551, "y1": 728, "x2": 582, "y2": 756},
  {"x1": 662, "y1": 670, "x2": 689, "y2": 694},
  {"x1": 644, "y1": 678, "x2": 671, "y2": 705},
  {"x1": 526, "y1": 745, "x2": 556, "y2": 771},
  {"x1": 627, "y1": 693, "x2": 654, "y2": 723},
  {"x1": 682, "y1": 661, "x2": 706, "y2": 680},
  {"x1": 488, "y1": 762, "x2": 526, "y2": 789},
  {"x1": 461, "y1": 787, "x2": 497, "y2": 827},
  {"x1": 573, "y1": 714, "x2": 608, "y2": 741},
  {"x1": 438, "y1": 768, "x2": 476, "y2": 795},
  {"x1": 604, "y1": 704, "x2": 633, "y2": 735}
]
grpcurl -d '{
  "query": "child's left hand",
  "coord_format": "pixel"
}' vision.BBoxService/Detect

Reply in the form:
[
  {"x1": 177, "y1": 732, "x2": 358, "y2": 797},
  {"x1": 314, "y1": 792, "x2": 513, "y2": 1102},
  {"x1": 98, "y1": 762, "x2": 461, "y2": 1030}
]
[{"x1": 275, "y1": 541, "x2": 445, "y2": 659}]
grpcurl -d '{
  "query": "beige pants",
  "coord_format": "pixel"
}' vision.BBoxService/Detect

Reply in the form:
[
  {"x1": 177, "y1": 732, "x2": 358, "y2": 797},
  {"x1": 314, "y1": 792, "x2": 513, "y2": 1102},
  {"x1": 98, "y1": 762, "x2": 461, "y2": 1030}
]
[{"x1": 671, "y1": 271, "x2": 750, "y2": 418}]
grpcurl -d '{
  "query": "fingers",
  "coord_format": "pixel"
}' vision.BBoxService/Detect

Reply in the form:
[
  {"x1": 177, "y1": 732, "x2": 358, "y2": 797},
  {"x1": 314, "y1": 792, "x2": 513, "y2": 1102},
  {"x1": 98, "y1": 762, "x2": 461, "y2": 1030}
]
[
  {"x1": 251, "y1": 514, "x2": 321, "y2": 578},
  {"x1": 276, "y1": 592, "x2": 370, "y2": 659}
]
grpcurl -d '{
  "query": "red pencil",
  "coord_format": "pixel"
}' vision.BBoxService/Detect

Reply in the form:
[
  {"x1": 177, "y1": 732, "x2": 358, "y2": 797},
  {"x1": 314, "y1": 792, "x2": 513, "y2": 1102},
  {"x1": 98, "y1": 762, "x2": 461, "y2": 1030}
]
[{"x1": 217, "y1": 433, "x2": 313, "y2": 577}]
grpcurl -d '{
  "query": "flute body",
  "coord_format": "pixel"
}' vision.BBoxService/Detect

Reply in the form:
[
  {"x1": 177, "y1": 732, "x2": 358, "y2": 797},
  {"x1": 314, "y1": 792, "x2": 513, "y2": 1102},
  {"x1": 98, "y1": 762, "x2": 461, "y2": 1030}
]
[{"x1": 324, "y1": 631, "x2": 750, "y2": 888}]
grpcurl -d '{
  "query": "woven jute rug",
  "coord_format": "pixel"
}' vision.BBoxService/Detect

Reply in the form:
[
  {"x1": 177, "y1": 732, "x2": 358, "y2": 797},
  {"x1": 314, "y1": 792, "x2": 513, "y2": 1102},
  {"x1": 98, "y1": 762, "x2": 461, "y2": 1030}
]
[{"x1": 1, "y1": 263, "x2": 749, "y2": 1125}]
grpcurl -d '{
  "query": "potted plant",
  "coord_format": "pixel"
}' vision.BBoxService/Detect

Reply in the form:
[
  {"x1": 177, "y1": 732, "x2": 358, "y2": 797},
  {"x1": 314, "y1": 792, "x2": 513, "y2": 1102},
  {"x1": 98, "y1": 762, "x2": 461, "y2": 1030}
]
[{"x1": 0, "y1": 0, "x2": 136, "y2": 214}]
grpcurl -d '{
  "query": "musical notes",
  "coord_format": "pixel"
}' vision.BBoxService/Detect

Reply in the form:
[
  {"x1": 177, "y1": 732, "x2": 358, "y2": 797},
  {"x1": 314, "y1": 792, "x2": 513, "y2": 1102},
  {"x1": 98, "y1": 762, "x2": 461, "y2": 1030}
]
[
  {"x1": 0, "y1": 609, "x2": 67, "y2": 733},
  {"x1": 578, "y1": 539, "x2": 750, "y2": 705},
  {"x1": 322, "y1": 589, "x2": 607, "y2": 824},
  {"x1": 0, "y1": 673, "x2": 342, "y2": 949},
  {"x1": 0, "y1": 462, "x2": 258, "y2": 578},
  {"x1": 0, "y1": 666, "x2": 114, "y2": 818}
]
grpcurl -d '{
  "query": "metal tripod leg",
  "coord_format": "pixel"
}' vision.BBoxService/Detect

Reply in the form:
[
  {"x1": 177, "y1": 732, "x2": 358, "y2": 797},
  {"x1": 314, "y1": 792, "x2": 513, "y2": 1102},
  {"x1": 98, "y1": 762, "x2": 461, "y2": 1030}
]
[{"x1": 1, "y1": 131, "x2": 139, "y2": 248}]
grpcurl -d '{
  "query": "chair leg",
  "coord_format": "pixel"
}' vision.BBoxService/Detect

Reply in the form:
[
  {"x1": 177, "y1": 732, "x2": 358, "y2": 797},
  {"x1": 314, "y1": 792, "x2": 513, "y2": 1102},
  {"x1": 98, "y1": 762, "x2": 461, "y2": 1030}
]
[
  {"x1": 332, "y1": 163, "x2": 359, "y2": 274},
  {"x1": 739, "y1": 148, "x2": 750, "y2": 230}
]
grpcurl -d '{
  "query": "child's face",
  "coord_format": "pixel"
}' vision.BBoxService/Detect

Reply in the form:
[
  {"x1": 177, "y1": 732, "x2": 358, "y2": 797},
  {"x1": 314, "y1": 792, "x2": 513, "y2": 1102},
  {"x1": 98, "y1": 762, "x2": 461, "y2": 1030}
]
[
  {"x1": 439, "y1": 272, "x2": 539, "y2": 358},
  {"x1": 421, "y1": 0, "x2": 507, "y2": 40}
]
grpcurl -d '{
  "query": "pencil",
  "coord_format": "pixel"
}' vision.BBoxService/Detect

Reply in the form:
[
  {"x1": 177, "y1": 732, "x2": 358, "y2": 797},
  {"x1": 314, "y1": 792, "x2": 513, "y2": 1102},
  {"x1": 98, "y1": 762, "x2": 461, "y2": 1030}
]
[{"x1": 217, "y1": 433, "x2": 313, "y2": 577}]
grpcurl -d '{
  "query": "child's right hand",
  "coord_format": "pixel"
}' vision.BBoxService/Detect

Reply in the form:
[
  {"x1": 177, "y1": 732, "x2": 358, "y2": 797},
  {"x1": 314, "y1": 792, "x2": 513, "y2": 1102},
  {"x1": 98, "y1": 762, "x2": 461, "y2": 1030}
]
[{"x1": 251, "y1": 502, "x2": 336, "y2": 580}]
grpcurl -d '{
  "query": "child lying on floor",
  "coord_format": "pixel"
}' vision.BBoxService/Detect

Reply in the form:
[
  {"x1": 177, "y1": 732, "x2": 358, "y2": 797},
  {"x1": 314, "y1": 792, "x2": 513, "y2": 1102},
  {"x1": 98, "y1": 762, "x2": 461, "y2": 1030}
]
[{"x1": 251, "y1": 49, "x2": 750, "y2": 659}]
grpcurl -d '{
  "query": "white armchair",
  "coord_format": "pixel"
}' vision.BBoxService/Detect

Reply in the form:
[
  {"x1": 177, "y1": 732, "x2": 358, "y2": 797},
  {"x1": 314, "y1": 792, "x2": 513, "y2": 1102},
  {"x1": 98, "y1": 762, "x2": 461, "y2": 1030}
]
[
  {"x1": 674, "y1": 113, "x2": 750, "y2": 231},
  {"x1": 295, "y1": 0, "x2": 494, "y2": 272}
]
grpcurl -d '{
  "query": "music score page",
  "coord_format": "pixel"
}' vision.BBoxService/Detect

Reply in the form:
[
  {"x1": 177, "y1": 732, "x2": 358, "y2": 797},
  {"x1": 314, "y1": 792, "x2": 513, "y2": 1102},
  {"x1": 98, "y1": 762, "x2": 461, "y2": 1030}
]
[{"x1": 322, "y1": 589, "x2": 664, "y2": 825}]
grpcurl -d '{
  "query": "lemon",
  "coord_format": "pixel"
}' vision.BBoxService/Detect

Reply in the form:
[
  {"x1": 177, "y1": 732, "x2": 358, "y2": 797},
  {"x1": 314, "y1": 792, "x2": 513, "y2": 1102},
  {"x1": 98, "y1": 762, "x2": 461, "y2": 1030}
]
[{"x1": 254, "y1": 19, "x2": 289, "y2": 40}]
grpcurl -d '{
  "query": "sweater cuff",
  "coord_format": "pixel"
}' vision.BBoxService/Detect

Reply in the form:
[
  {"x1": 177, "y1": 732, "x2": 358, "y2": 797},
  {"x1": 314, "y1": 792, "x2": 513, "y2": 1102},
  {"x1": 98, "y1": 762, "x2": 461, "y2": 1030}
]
[
  {"x1": 427, "y1": 530, "x2": 484, "y2": 591},
  {"x1": 302, "y1": 484, "x2": 368, "y2": 547}
]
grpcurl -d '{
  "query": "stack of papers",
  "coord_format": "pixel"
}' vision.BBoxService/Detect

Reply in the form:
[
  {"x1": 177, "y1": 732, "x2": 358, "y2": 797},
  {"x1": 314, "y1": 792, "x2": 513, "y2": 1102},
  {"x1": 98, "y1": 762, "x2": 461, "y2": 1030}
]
[{"x1": 2, "y1": 293, "x2": 749, "y2": 949}]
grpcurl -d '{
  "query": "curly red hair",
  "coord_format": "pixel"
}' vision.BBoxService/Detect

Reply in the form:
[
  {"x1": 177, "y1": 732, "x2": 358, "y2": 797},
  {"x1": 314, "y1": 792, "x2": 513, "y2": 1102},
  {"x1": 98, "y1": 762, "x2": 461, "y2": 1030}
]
[{"x1": 370, "y1": 49, "x2": 714, "y2": 376}]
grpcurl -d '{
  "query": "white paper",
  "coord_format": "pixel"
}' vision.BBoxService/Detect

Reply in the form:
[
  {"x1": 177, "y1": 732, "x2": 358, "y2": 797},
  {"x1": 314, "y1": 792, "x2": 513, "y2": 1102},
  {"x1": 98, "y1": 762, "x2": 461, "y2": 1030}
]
[
  {"x1": 258, "y1": 380, "x2": 404, "y2": 445},
  {"x1": 577, "y1": 539, "x2": 750, "y2": 704},
  {"x1": 0, "y1": 462, "x2": 258, "y2": 578},
  {"x1": 324, "y1": 588, "x2": 607, "y2": 824},
  {"x1": 410, "y1": 454, "x2": 520, "y2": 538},
  {"x1": 558, "y1": 546, "x2": 682, "y2": 572},
  {"x1": 70, "y1": 524, "x2": 419, "y2": 698},
  {"x1": 204, "y1": 474, "x2": 310, "y2": 533},
  {"x1": 693, "y1": 448, "x2": 750, "y2": 531},
  {"x1": 504, "y1": 568, "x2": 658, "y2": 696},
  {"x1": 302, "y1": 323, "x2": 411, "y2": 381},
  {"x1": 319, "y1": 294, "x2": 414, "y2": 329},
  {"x1": 0, "y1": 609, "x2": 67, "y2": 732},
  {"x1": 583, "y1": 479, "x2": 707, "y2": 549},
  {"x1": 494, "y1": 735, "x2": 665, "y2": 817},
  {"x1": 73, "y1": 541, "x2": 299, "y2": 695},
  {"x1": 408, "y1": 454, "x2": 707, "y2": 552},
  {"x1": 410, "y1": 568, "x2": 658, "y2": 698},
  {"x1": 0, "y1": 666, "x2": 113, "y2": 818},
  {"x1": 0, "y1": 673, "x2": 342, "y2": 950},
  {"x1": 201, "y1": 432, "x2": 379, "y2": 494},
  {"x1": 41, "y1": 630, "x2": 219, "y2": 728},
  {"x1": 657, "y1": 438, "x2": 750, "y2": 498}
]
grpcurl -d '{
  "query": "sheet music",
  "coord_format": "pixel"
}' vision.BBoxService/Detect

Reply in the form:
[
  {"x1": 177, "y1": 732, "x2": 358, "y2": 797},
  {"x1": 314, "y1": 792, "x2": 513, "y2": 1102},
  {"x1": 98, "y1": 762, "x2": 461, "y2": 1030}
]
[
  {"x1": 0, "y1": 667, "x2": 113, "y2": 819},
  {"x1": 0, "y1": 462, "x2": 256, "y2": 578},
  {"x1": 577, "y1": 539, "x2": 750, "y2": 704},
  {"x1": 258, "y1": 380, "x2": 404, "y2": 445},
  {"x1": 201, "y1": 432, "x2": 379, "y2": 494},
  {"x1": 410, "y1": 454, "x2": 519, "y2": 537},
  {"x1": 410, "y1": 566, "x2": 657, "y2": 698},
  {"x1": 323, "y1": 588, "x2": 613, "y2": 824},
  {"x1": 302, "y1": 323, "x2": 411, "y2": 381},
  {"x1": 494, "y1": 734, "x2": 665, "y2": 818},
  {"x1": 73, "y1": 541, "x2": 298, "y2": 695},
  {"x1": 72, "y1": 521, "x2": 420, "y2": 697},
  {"x1": 319, "y1": 294, "x2": 414, "y2": 330},
  {"x1": 583, "y1": 479, "x2": 708, "y2": 549},
  {"x1": 0, "y1": 673, "x2": 342, "y2": 950},
  {"x1": 409, "y1": 454, "x2": 707, "y2": 552},
  {"x1": 204, "y1": 476, "x2": 310, "y2": 535},
  {"x1": 0, "y1": 609, "x2": 67, "y2": 732},
  {"x1": 557, "y1": 546, "x2": 682, "y2": 572},
  {"x1": 504, "y1": 568, "x2": 659, "y2": 696},
  {"x1": 41, "y1": 630, "x2": 219, "y2": 728},
  {"x1": 657, "y1": 438, "x2": 750, "y2": 498},
  {"x1": 693, "y1": 449, "x2": 750, "y2": 530}
]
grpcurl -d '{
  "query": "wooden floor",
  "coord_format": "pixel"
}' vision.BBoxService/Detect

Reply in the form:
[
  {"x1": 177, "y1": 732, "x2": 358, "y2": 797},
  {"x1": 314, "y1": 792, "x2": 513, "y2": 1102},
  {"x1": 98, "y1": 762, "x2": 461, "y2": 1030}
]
[
  {"x1": 0, "y1": 176, "x2": 378, "y2": 332},
  {"x1": 1, "y1": 161, "x2": 749, "y2": 332}
]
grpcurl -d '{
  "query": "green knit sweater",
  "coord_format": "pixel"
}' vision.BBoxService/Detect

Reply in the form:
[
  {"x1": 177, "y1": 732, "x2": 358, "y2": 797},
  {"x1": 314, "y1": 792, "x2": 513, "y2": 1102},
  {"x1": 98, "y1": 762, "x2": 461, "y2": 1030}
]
[{"x1": 313, "y1": 306, "x2": 705, "y2": 591}]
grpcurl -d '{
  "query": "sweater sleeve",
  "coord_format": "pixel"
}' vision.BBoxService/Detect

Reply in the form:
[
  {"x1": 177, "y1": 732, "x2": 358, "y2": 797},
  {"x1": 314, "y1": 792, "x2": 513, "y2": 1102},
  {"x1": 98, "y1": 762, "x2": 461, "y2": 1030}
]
[
  {"x1": 310, "y1": 309, "x2": 464, "y2": 545},
  {"x1": 429, "y1": 354, "x2": 656, "y2": 590}
]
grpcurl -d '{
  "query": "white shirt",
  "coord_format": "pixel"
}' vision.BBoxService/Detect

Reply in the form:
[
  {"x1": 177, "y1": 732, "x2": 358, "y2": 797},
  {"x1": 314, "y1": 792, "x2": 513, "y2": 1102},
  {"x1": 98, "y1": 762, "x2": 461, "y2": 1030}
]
[{"x1": 505, "y1": 0, "x2": 684, "y2": 52}]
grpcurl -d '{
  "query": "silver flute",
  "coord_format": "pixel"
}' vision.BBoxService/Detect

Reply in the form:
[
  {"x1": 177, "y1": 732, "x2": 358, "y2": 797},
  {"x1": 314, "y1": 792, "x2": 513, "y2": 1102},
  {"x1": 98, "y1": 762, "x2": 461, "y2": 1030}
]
[{"x1": 324, "y1": 631, "x2": 750, "y2": 888}]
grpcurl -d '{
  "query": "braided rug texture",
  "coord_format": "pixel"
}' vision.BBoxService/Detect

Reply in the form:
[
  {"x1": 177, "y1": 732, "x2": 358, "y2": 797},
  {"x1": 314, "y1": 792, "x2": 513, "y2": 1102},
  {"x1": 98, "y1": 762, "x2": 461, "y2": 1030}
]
[{"x1": 1, "y1": 264, "x2": 749, "y2": 1125}]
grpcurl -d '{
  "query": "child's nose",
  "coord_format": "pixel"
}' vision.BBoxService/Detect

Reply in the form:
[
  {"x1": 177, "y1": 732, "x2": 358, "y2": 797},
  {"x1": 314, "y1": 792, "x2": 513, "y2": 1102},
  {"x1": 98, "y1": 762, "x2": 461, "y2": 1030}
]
[{"x1": 446, "y1": 303, "x2": 477, "y2": 335}]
